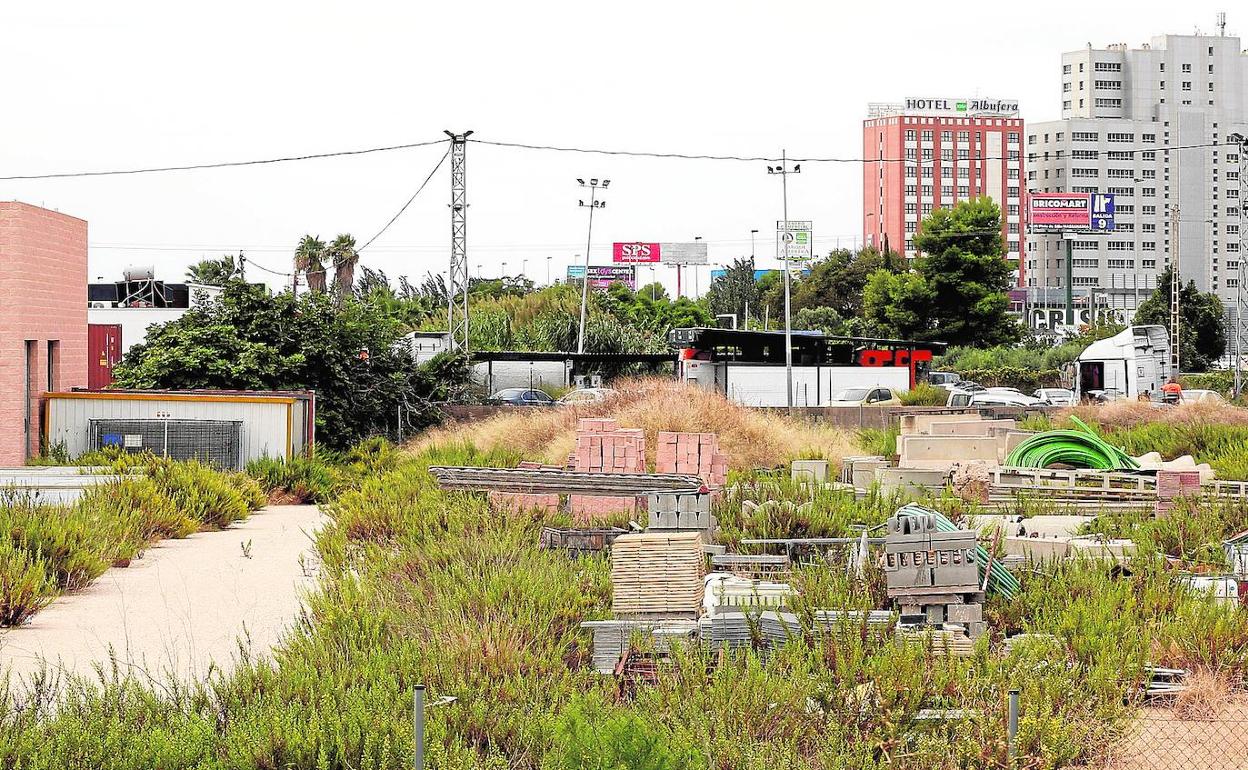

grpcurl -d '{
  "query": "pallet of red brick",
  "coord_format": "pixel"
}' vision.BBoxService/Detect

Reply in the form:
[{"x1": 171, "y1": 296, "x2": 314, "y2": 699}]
[
  {"x1": 655, "y1": 431, "x2": 728, "y2": 488},
  {"x1": 570, "y1": 420, "x2": 647, "y2": 519}
]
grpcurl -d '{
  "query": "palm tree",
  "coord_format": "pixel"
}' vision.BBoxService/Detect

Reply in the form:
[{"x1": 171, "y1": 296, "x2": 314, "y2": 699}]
[
  {"x1": 294, "y1": 235, "x2": 327, "y2": 293},
  {"x1": 328, "y1": 234, "x2": 360, "y2": 296}
]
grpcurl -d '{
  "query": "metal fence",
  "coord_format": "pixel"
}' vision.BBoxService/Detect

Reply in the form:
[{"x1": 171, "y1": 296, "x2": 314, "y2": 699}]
[
  {"x1": 1092, "y1": 711, "x2": 1248, "y2": 770},
  {"x1": 89, "y1": 419, "x2": 242, "y2": 469}
]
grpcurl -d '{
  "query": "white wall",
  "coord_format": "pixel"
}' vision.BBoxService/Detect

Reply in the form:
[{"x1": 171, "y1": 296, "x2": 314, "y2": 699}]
[
  {"x1": 722, "y1": 365, "x2": 910, "y2": 407},
  {"x1": 88, "y1": 307, "x2": 187, "y2": 356},
  {"x1": 46, "y1": 395, "x2": 300, "y2": 463}
]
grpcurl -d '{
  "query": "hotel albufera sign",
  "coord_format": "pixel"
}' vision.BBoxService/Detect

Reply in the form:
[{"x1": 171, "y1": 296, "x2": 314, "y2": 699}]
[{"x1": 903, "y1": 96, "x2": 1020, "y2": 116}]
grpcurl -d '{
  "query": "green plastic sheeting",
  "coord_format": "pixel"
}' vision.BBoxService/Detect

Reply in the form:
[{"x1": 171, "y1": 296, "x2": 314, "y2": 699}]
[
  {"x1": 895, "y1": 504, "x2": 1021, "y2": 600},
  {"x1": 1004, "y1": 416, "x2": 1139, "y2": 471}
]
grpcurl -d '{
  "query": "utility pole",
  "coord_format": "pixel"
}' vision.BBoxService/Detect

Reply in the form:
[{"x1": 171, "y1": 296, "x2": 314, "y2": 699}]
[
  {"x1": 1170, "y1": 203, "x2": 1181, "y2": 374},
  {"x1": 768, "y1": 152, "x2": 800, "y2": 416},
  {"x1": 445, "y1": 130, "x2": 473, "y2": 352},
  {"x1": 238, "y1": 251, "x2": 246, "y2": 282},
  {"x1": 1234, "y1": 133, "x2": 1248, "y2": 396},
  {"x1": 576, "y1": 178, "x2": 609, "y2": 354}
]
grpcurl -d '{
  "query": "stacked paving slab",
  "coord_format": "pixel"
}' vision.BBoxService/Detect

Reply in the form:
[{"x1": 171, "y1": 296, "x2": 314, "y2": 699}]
[
  {"x1": 655, "y1": 431, "x2": 728, "y2": 488},
  {"x1": 570, "y1": 418, "x2": 647, "y2": 522}
]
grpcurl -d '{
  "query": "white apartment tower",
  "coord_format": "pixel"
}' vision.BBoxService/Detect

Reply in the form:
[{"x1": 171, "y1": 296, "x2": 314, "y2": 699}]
[{"x1": 1026, "y1": 28, "x2": 1247, "y2": 328}]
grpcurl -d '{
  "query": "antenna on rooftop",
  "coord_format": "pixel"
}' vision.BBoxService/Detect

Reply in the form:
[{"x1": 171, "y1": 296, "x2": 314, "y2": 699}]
[{"x1": 1217, "y1": 12, "x2": 1226, "y2": 36}]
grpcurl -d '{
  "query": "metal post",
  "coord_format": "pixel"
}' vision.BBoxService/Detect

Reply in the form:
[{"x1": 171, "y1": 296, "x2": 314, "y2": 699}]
[
  {"x1": 414, "y1": 685, "x2": 425, "y2": 770},
  {"x1": 576, "y1": 179, "x2": 608, "y2": 354},
  {"x1": 1064, "y1": 238, "x2": 1074, "y2": 326},
  {"x1": 781, "y1": 150, "x2": 794, "y2": 417},
  {"x1": 445, "y1": 130, "x2": 473, "y2": 352},
  {"x1": 1007, "y1": 688, "x2": 1019, "y2": 764},
  {"x1": 1171, "y1": 204, "x2": 1181, "y2": 374}
]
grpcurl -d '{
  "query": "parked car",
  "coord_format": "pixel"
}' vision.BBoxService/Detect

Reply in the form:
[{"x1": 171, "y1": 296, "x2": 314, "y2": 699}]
[
  {"x1": 947, "y1": 388, "x2": 1042, "y2": 408},
  {"x1": 1033, "y1": 388, "x2": 1076, "y2": 406},
  {"x1": 927, "y1": 371, "x2": 961, "y2": 388},
  {"x1": 824, "y1": 387, "x2": 901, "y2": 408},
  {"x1": 488, "y1": 388, "x2": 555, "y2": 407},
  {"x1": 557, "y1": 387, "x2": 616, "y2": 406},
  {"x1": 1181, "y1": 389, "x2": 1227, "y2": 405}
]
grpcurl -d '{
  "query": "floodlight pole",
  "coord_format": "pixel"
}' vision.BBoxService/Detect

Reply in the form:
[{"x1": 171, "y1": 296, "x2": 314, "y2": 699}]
[
  {"x1": 768, "y1": 152, "x2": 800, "y2": 416},
  {"x1": 576, "y1": 178, "x2": 608, "y2": 355}
]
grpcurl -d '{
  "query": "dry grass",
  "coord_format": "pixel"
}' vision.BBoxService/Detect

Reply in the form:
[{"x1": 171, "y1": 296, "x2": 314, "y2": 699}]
[
  {"x1": 1171, "y1": 669, "x2": 1236, "y2": 721},
  {"x1": 415, "y1": 377, "x2": 859, "y2": 471},
  {"x1": 1061, "y1": 401, "x2": 1248, "y2": 429}
]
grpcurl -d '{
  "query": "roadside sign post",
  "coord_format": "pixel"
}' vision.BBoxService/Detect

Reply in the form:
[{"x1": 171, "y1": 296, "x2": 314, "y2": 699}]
[{"x1": 1027, "y1": 192, "x2": 1114, "y2": 329}]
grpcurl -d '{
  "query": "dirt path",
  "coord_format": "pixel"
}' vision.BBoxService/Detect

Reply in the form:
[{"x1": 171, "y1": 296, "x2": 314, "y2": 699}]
[{"x1": 0, "y1": 504, "x2": 326, "y2": 688}]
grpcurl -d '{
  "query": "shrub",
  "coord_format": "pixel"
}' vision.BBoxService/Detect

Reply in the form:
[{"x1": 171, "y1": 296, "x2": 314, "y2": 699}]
[
  {"x1": 0, "y1": 493, "x2": 117, "y2": 591},
  {"x1": 551, "y1": 700, "x2": 699, "y2": 770},
  {"x1": 898, "y1": 383, "x2": 948, "y2": 406},
  {"x1": 146, "y1": 459, "x2": 256, "y2": 529},
  {"x1": 0, "y1": 538, "x2": 55, "y2": 626},
  {"x1": 78, "y1": 477, "x2": 197, "y2": 542}
]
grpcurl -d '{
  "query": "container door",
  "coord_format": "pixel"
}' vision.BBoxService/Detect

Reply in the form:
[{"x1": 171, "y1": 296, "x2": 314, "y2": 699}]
[{"x1": 88, "y1": 324, "x2": 123, "y2": 389}]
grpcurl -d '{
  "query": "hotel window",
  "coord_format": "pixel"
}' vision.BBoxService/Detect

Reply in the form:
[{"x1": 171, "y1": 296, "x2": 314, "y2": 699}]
[
  {"x1": 1072, "y1": 150, "x2": 1099, "y2": 159},
  {"x1": 905, "y1": 165, "x2": 917, "y2": 177},
  {"x1": 905, "y1": 203, "x2": 917, "y2": 214},
  {"x1": 1182, "y1": 81, "x2": 1191, "y2": 91},
  {"x1": 941, "y1": 148, "x2": 953, "y2": 161},
  {"x1": 904, "y1": 185, "x2": 917, "y2": 195},
  {"x1": 1142, "y1": 188, "x2": 1156, "y2": 197},
  {"x1": 1008, "y1": 169, "x2": 1019, "y2": 179},
  {"x1": 1143, "y1": 205, "x2": 1157, "y2": 214},
  {"x1": 1073, "y1": 258, "x2": 1098, "y2": 268},
  {"x1": 1008, "y1": 132, "x2": 1019, "y2": 144},
  {"x1": 1063, "y1": 83, "x2": 1071, "y2": 92},
  {"x1": 958, "y1": 148, "x2": 969, "y2": 159},
  {"x1": 1073, "y1": 277, "x2": 1099, "y2": 287},
  {"x1": 1107, "y1": 169, "x2": 1133, "y2": 178},
  {"x1": 1142, "y1": 223, "x2": 1155, "y2": 232},
  {"x1": 1108, "y1": 259, "x2": 1134, "y2": 269},
  {"x1": 1063, "y1": 100, "x2": 1071, "y2": 110},
  {"x1": 941, "y1": 131, "x2": 952, "y2": 142},
  {"x1": 1142, "y1": 242, "x2": 1157, "y2": 251},
  {"x1": 1007, "y1": 186, "x2": 1020, "y2": 197},
  {"x1": 921, "y1": 204, "x2": 934, "y2": 214},
  {"x1": 1008, "y1": 240, "x2": 1019, "y2": 253},
  {"x1": 1063, "y1": 64, "x2": 1071, "y2": 74},
  {"x1": 1094, "y1": 80, "x2": 1122, "y2": 89},
  {"x1": 958, "y1": 131, "x2": 969, "y2": 142},
  {"x1": 1143, "y1": 260, "x2": 1157, "y2": 268},
  {"x1": 1008, "y1": 223, "x2": 1019, "y2": 233},
  {"x1": 1107, "y1": 241, "x2": 1130, "y2": 251},
  {"x1": 905, "y1": 148, "x2": 917, "y2": 160},
  {"x1": 957, "y1": 167, "x2": 969, "y2": 178},
  {"x1": 957, "y1": 185, "x2": 970, "y2": 197},
  {"x1": 1106, "y1": 133, "x2": 1134, "y2": 143},
  {"x1": 1008, "y1": 150, "x2": 1019, "y2": 160},
  {"x1": 1007, "y1": 204, "x2": 1019, "y2": 215},
  {"x1": 921, "y1": 130, "x2": 933, "y2": 141},
  {"x1": 905, "y1": 129, "x2": 917, "y2": 141},
  {"x1": 1095, "y1": 98, "x2": 1122, "y2": 108},
  {"x1": 921, "y1": 167, "x2": 933, "y2": 178},
  {"x1": 1182, "y1": 63, "x2": 1191, "y2": 72},
  {"x1": 921, "y1": 185, "x2": 934, "y2": 196},
  {"x1": 1107, "y1": 151, "x2": 1131, "y2": 160},
  {"x1": 906, "y1": 222, "x2": 917, "y2": 233},
  {"x1": 941, "y1": 167, "x2": 953, "y2": 179},
  {"x1": 1072, "y1": 131, "x2": 1098, "y2": 142},
  {"x1": 1142, "y1": 151, "x2": 1156, "y2": 160},
  {"x1": 922, "y1": 148, "x2": 933, "y2": 160}
]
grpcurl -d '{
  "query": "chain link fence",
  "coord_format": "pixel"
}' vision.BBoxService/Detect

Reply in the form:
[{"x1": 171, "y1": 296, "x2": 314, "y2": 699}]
[{"x1": 1091, "y1": 710, "x2": 1248, "y2": 770}]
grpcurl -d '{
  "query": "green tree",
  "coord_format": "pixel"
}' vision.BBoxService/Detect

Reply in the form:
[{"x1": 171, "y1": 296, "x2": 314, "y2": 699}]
[
  {"x1": 111, "y1": 283, "x2": 467, "y2": 447},
  {"x1": 865, "y1": 198, "x2": 1020, "y2": 345},
  {"x1": 704, "y1": 258, "x2": 760, "y2": 326},
  {"x1": 294, "y1": 235, "x2": 328, "y2": 293},
  {"x1": 327, "y1": 234, "x2": 360, "y2": 296},
  {"x1": 1133, "y1": 266, "x2": 1226, "y2": 371},
  {"x1": 793, "y1": 306, "x2": 846, "y2": 335},
  {"x1": 185, "y1": 254, "x2": 243, "y2": 286},
  {"x1": 792, "y1": 245, "x2": 901, "y2": 318}
]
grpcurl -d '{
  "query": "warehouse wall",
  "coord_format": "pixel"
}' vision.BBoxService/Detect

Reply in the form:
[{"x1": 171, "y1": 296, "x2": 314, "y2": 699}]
[
  {"x1": 0, "y1": 203, "x2": 88, "y2": 464},
  {"x1": 46, "y1": 395, "x2": 301, "y2": 463}
]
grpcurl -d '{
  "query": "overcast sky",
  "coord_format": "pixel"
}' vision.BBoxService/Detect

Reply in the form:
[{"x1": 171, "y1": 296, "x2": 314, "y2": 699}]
[{"x1": 1, "y1": 1, "x2": 1239, "y2": 295}]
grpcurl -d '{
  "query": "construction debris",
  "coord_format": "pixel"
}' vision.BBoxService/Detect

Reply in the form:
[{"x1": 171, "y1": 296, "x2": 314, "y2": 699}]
[
  {"x1": 1003, "y1": 416, "x2": 1139, "y2": 471},
  {"x1": 579, "y1": 619, "x2": 698, "y2": 673}
]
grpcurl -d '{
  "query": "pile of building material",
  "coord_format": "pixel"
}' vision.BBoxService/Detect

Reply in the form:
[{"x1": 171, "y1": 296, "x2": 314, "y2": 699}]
[
  {"x1": 610, "y1": 531, "x2": 705, "y2": 618},
  {"x1": 896, "y1": 627, "x2": 977, "y2": 657},
  {"x1": 656, "y1": 431, "x2": 728, "y2": 489},
  {"x1": 647, "y1": 492, "x2": 716, "y2": 533},
  {"x1": 710, "y1": 553, "x2": 791, "y2": 579},
  {"x1": 811, "y1": 610, "x2": 897, "y2": 641},
  {"x1": 1155, "y1": 469, "x2": 1202, "y2": 517},
  {"x1": 704, "y1": 574, "x2": 795, "y2": 612},
  {"x1": 702, "y1": 610, "x2": 800, "y2": 653},
  {"x1": 579, "y1": 619, "x2": 699, "y2": 673},
  {"x1": 571, "y1": 418, "x2": 647, "y2": 519},
  {"x1": 539, "y1": 526, "x2": 628, "y2": 555}
]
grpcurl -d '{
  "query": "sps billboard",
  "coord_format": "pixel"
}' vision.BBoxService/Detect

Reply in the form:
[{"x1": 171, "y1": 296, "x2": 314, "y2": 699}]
[{"x1": 612, "y1": 242, "x2": 709, "y2": 265}]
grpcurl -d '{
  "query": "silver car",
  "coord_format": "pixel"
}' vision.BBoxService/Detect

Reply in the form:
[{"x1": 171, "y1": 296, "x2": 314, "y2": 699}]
[{"x1": 1033, "y1": 388, "x2": 1076, "y2": 406}]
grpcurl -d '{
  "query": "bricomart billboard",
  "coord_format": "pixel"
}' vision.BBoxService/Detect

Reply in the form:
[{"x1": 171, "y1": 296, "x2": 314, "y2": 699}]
[{"x1": 1028, "y1": 193, "x2": 1116, "y2": 232}]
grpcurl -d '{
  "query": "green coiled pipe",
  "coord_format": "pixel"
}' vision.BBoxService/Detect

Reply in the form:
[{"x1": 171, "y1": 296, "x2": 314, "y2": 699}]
[{"x1": 1004, "y1": 416, "x2": 1139, "y2": 471}]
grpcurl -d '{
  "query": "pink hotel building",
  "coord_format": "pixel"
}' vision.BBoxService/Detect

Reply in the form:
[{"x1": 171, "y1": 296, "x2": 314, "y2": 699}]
[
  {"x1": 0, "y1": 202, "x2": 88, "y2": 465},
  {"x1": 862, "y1": 98, "x2": 1026, "y2": 283}
]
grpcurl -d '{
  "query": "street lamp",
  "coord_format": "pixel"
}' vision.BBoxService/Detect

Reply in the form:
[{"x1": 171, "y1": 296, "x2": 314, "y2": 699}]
[
  {"x1": 750, "y1": 229, "x2": 759, "y2": 260},
  {"x1": 768, "y1": 153, "x2": 800, "y2": 416},
  {"x1": 577, "y1": 178, "x2": 610, "y2": 354},
  {"x1": 546, "y1": 255, "x2": 553, "y2": 285},
  {"x1": 522, "y1": 259, "x2": 528, "y2": 278},
  {"x1": 501, "y1": 260, "x2": 508, "y2": 278}
]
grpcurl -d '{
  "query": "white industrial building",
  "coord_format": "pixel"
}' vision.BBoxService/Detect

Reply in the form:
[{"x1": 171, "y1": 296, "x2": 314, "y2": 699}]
[
  {"x1": 1025, "y1": 27, "x2": 1247, "y2": 333},
  {"x1": 44, "y1": 391, "x2": 315, "y2": 469}
]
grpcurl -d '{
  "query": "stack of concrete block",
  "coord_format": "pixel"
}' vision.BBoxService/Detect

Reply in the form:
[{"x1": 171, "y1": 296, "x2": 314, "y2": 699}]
[
  {"x1": 570, "y1": 418, "x2": 647, "y2": 521},
  {"x1": 1155, "y1": 469, "x2": 1202, "y2": 518},
  {"x1": 488, "y1": 461, "x2": 561, "y2": 513},
  {"x1": 611, "y1": 531, "x2": 704, "y2": 618},
  {"x1": 791, "y1": 459, "x2": 830, "y2": 485},
  {"x1": 655, "y1": 431, "x2": 728, "y2": 488},
  {"x1": 647, "y1": 492, "x2": 716, "y2": 532}
]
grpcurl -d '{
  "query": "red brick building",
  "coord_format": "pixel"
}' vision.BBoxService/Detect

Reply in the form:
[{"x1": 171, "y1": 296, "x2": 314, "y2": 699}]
[
  {"x1": 862, "y1": 99, "x2": 1025, "y2": 282},
  {"x1": 0, "y1": 202, "x2": 88, "y2": 463}
]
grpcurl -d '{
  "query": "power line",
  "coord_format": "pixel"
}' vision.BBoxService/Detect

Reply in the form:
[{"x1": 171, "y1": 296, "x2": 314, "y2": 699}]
[
  {"x1": 471, "y1": 137, "x2": 1238, "y2": 164},
  {"x1": 0, "y1": 138, "x2": 447, "y2": 181},
  {"x1": 358, "y1": 147, "x2": 450, "y2": 252}
]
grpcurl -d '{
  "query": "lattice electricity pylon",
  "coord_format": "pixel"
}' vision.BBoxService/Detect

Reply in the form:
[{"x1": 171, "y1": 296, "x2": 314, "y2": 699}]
[{"x1": 445, "y1": 130, "x2": 473, "y2": 351}]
